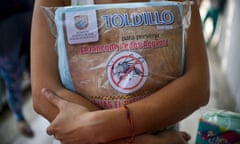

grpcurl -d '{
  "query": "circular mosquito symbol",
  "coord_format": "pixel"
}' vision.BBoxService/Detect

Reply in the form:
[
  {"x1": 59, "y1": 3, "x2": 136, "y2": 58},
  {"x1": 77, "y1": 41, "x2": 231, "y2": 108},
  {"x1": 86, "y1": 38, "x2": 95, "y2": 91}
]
[{"x1": 107, "y1": 51, "x2": 148, "y2": 94}]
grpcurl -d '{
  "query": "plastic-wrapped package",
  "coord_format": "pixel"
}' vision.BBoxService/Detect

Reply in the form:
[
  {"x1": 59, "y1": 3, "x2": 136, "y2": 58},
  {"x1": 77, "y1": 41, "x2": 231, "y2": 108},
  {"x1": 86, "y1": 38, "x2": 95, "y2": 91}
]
[
  {"x1": 42, "y1": 1, "x2": 192, "y2": 109},
  {"x1": 196, "y1": 109, "x2": 240, "y2": 144}
]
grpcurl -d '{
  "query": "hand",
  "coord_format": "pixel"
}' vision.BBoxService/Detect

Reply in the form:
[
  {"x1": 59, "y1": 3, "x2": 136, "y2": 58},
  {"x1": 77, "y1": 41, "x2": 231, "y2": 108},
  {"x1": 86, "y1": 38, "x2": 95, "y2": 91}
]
[
  {"x1": 107, "y1": 130, "x2": 191, "y2": 144},
  {"x1": 133, "y1": 130, "x2": 190, "y2": 144},
  {"x1": 156, "y1": 130, "x2": 191, "y2": 144},
  {"x1": 42, "y1": 88, "x2": 191, "y2": 144},
  {"x1": 41, "y1": 88, "x2": 100, "y2": 144}
]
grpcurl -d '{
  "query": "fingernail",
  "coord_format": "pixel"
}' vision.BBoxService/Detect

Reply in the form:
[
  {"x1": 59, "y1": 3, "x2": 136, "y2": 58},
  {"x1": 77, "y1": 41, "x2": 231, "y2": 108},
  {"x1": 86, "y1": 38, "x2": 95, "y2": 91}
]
[{"x1": 41, "y1": 88, "x2": 49, "y2": 96}]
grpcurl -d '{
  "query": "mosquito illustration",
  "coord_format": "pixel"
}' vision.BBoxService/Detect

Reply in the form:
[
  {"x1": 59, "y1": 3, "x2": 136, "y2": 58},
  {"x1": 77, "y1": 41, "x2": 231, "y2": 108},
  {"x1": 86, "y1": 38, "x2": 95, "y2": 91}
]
[{"x1": 112, "y1": 54, "x2": 147, "y2": 81}]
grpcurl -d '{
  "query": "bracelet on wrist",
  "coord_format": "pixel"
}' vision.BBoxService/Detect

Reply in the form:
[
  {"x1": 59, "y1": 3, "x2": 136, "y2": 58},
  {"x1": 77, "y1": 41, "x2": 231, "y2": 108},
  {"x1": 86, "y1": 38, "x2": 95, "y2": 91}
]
[{"x1": 121, "y1": 105, "x2": 135, "y2": 144}]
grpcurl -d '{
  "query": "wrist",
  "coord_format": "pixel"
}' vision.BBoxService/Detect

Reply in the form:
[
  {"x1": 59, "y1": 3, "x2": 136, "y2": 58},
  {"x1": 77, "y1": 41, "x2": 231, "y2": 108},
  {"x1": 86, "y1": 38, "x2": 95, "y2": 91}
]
[
  {"x1": 121, "y1": 105, "x2": 135, "y2": 143},
  {"x1": 92, "y1": 108, "x2": 132, "y2": 143}
]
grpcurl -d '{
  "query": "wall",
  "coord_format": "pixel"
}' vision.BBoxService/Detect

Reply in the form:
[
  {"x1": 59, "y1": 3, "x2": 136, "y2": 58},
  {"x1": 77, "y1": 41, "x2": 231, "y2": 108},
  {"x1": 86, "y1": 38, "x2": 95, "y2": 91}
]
[{"x1": 217, "y1": 0, "x2": 240, "y2": 112}]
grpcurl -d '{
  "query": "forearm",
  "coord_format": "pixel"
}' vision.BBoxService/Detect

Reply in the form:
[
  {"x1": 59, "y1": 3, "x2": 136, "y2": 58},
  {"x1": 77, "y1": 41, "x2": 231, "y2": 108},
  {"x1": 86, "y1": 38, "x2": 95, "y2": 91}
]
[
  {"x1": 107, "y1": 135, "x2": 165, "y2": 144},
  {"x1": 32, "y1": 75, "x2": 98, "y2": 122},
  {"x1": 32, "y1": 77, "x2": 100, "y2": 122},
  {"x1": 106, "y1": 131, "x2": 189, "y2": 144},
  {"x1": 94, "y1": 71, "x2": 209, "y2": 143},
  {"x1": 31, "y1": 1, "x2": 209, "y2": 143},
  {"x1": 31, "y1": 72, "x2": 100, "y2": 122},
  {"x1": 131, "y1": 71, "x2": 209, "y2": 133},
  {"x1": 89, "y1": 2, "x2": 209, "y2": 142},
  {"x1": 56, "y1": 88, "x2": 100, "y2": 111},
  {"x1": 31, "y1": 0, "x2": 100, "y2": 122}
]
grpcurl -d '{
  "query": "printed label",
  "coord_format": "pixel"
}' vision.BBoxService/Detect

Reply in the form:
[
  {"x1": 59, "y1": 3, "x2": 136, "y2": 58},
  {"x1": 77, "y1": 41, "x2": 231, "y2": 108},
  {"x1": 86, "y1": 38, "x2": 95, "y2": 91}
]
[
  {"x1": 107, "y1": 51, "x2": 149, "y2": 94},
  {"x1": 71, "y1": 0, "x2": 94, "y2": 5},
  {"x1": 65, "y1": 10, "x2": 99, "y2": 44}
]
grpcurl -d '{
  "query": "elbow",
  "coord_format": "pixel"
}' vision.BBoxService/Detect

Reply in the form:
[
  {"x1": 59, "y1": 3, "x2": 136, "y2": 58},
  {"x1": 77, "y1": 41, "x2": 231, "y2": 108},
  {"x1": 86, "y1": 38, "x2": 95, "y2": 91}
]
[
  {"x1": 32, "y1": 89, "x2": 43, "y2": 115},
  {"x1": 31, "y1": 86, "x2": 57, "y2": 122},
  {"x1": 32, "y1": 87, "x2": 47, "y2": 117},
  {"x1": 197, "y1": 79, "x2": 210, "y2": 107},
  {"x1": 200, "y1": 86, "x2": 210, "y2": 107},
  {"x1": 186, "y1": 72, "x2": 210, "y2": 109}
]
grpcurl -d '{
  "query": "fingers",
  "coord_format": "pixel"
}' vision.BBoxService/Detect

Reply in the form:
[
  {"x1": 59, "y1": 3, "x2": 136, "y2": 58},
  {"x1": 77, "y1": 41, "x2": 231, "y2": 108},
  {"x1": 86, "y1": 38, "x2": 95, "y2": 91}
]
[
  {"x1": 41, "y1": 88, "x2": 62, "y2": 108},
  {"x1": 157, "y1": 130, "x2": 191, "y2": 144},
  {"x1": 179, "y1": 131, "x2": 191, "y2": 142},
  {"x1": 46, "y1": 118, "x2": 59, "y2": 136},
  {"x1": 47, "y1": 125, "x2": 56, "y2": 136}
]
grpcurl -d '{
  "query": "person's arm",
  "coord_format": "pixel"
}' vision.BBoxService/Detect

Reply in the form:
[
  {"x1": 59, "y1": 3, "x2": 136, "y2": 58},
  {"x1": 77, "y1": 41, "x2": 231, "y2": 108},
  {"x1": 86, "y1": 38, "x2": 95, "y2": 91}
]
[
  {"x1": 129, "y1": 0, "x2": 210, "y2": 133},
  {"x1": 107, "y1": 130, "x2": 190, "y2": 144},
  {"x1": 31, "y1": 0, "x2": 100, "y2": 122},
  {"x1": 32, "y1": 0, "x2": 209, "y2": 143},
  {"x1": 42, "y1": 88, "x2": 190, "y2": 144},
  {"x1": 68, "y1": 1, "x2": 209, "y2": 142}
]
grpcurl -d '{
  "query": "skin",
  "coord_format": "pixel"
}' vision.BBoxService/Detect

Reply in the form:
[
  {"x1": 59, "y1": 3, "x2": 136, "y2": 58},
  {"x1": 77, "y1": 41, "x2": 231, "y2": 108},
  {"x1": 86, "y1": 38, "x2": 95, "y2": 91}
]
[
  {"x1": 31, "y1": 0, "x2": 210, "y2": 143},
  {"x1": 42, "y1": 88, "x2": 191, "y2": 144}
]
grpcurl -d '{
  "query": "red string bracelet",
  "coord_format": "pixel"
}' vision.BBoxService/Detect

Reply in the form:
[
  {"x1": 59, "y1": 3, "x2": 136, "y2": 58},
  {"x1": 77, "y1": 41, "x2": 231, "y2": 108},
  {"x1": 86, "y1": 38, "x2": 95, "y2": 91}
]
[{"x1": 121, "y1": 105, "x2": 135, "y2": 144}]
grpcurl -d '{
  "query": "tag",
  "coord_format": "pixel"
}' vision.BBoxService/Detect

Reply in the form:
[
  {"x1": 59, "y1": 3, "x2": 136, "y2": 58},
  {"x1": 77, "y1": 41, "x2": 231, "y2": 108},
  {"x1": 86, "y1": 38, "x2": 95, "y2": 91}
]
[
  {"x1": 150, "y1": 0, "x2": 165, "y2": 1},
  {"x1": 65, "y1": 10, "x2": 99, "y2": 44},
  {"x1": 71, "y1": 0, "x2": 94, "y2": 5}
]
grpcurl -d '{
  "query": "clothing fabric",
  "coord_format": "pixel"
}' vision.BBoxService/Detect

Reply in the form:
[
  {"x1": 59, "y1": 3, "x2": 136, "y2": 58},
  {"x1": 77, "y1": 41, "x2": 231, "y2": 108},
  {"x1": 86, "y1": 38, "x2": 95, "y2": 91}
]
[
  {"x1": 0, "y1": 11, "x2": 32, "y2": 57},
  {"x1": 203, "y1": 0, "x2": 226, "y2": 45},
  {"x1": 209, "y1": 0, "x2": 226, "y2": 12},
  {"x1": 0, "y1": 1, "x2": 34, "y2": 121},
  {"x1": 0, "y1": 55, "x2": 27, "y2": 121},
  {"x1": 0, "y1": 0, "x2": 34, "y2": 20}
]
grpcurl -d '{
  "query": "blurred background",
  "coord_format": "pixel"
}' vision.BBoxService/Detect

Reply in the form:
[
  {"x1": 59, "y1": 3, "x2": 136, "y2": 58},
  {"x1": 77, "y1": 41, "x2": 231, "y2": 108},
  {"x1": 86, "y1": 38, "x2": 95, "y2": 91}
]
[{"x1": 0, "y1": 0, "x2": 239, "y2": 144}]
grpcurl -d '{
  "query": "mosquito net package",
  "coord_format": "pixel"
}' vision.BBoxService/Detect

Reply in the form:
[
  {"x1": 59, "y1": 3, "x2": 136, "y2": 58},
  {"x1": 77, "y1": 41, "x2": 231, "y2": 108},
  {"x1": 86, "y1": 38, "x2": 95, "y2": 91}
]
[{"x1": 43, "y1": 1, "x2": 192, "y2": 109}]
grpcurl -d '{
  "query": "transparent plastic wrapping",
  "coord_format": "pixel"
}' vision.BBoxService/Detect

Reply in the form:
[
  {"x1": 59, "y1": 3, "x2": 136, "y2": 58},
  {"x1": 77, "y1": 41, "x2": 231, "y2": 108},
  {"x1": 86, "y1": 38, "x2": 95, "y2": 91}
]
[
  {"x1": 196, "y1": 109, "x2": 240, "y2": 144},
  {"x1": 42, "y1": 1, "x2": 193, "y2": 109}
]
